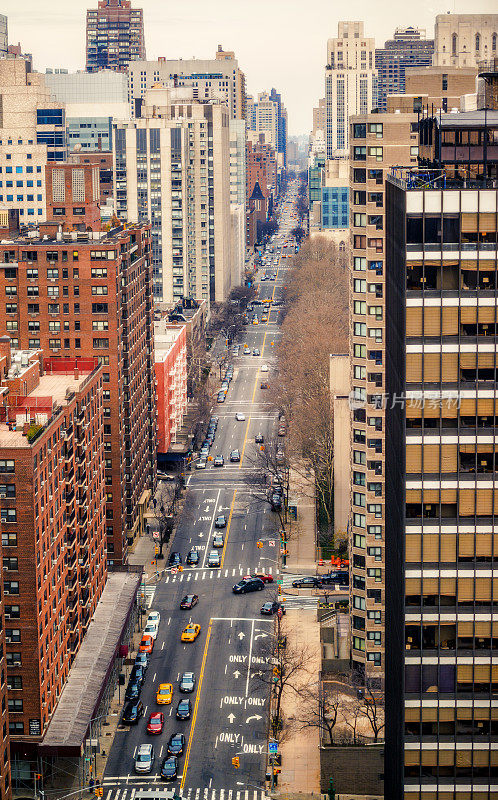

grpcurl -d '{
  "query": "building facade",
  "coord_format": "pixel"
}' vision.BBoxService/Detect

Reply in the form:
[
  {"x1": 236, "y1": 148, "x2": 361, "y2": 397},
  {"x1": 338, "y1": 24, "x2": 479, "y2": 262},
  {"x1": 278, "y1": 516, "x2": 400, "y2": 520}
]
[
  {"x1": 434, "y1": 13, "x2": 498, "y2": 69},
  {"x1": 0, "y1": 59, "x2": 66, "y2": 224},
  {"x1": 349, "y1": 110, "x2": 418, "y2": 684},
  {"x1": 269, "y1": 88, "x2": 288, "y2": 167},
  {"x1": 375, "y1": 27, "x2": 434, "y2": 112},
  {"x1": 325, "y1": 21, "x2": 377, "y2": 158},
  {"x1": 254, "y1": 92, "x2": 278, "y2": 151},
  {"x1": 384, "y1": 158, "x2": 498, "y2": 800},
  {"x1": 70, "y1": 152, "x2": 113, "y2": 206},
  {"x1": 0, "y1": 532, "x2": 11, "y2": 800},
  {"x1": 154, "y1": 322, "x2": 187, "y2": 455},
  {"x1": 86, "y1": 0, "x2": 146, "y2": 73},
  {"x1": 0, "y1": 222, "x2": 155, "y2": 565},
  {"x1": 114, "y1": 86, "x2": 232, "y2": 305},
  {"x1": 45, "y1": 162, "x2": 101, "y2": 230},
  {"x1": 0, "y1": 14, "x2": 7, "y2": 57}
]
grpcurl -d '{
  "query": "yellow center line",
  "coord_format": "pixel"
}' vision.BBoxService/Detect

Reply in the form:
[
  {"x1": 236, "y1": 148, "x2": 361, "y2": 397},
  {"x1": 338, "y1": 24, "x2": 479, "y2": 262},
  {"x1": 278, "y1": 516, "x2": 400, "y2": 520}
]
[
  {"x1": 238, "y1": 414, "x2": 252, "y2": 469},
  {"x1": 180, "y1": 620, "x2": 213, "y2": 791},
  {"x1": 220, "y1": 488, "x2": 237, "y2": 568}
]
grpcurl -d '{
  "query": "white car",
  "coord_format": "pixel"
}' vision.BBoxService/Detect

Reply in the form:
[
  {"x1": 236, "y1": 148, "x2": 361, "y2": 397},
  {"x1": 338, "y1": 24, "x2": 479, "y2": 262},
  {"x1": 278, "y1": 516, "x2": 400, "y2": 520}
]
[
  {"x1": 261, "y1": 364, "x2": 268, "y2": 373},
  {"x1": 147, "y1": 611, "x2": 160, "y2": 626},
  {"x1": 213, "y1": 534, "x2": 224, "y2": 548},
  {"x1": 208, "y1": 550, "x2": 221, "y2": 568},
  {"x1": 143, "y1": 621, "x2": 159, "y2": 640},
  {"x1": 235, "y1": 413, "x2": 246, "y2": 421}
]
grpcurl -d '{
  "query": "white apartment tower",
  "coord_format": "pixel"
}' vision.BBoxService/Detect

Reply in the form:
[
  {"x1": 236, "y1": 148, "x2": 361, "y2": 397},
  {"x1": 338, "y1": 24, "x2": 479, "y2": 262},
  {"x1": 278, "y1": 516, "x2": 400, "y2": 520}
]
[
  {"x1": 113, "y1": 86, "x2": 232, "y2": 305},
  {"x1": 255, "y1": 92, "x2": 278, "y2": 150},
  {"x1": 325, "y1": 21, "x2": 377, "y2": 158}
]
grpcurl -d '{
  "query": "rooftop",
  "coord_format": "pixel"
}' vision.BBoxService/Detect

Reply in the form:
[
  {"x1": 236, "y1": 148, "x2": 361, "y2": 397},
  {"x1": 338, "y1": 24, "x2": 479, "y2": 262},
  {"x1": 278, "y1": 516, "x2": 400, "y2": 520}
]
[
  {"x1": 154, "y1": 320, "x2": 186, "y2": 362},
  {"x1": 0, "y1": 221, "x2": 146, "y2": 246},
  {"x1": 388, "y1": 167, "x2": 498, "y2": 191},
  {"x1": 40, "y1": 571, "x2": 142, "y2": 754},
  {"x1": 434, "y1": 110, "x2": 498, "y2": 129}
]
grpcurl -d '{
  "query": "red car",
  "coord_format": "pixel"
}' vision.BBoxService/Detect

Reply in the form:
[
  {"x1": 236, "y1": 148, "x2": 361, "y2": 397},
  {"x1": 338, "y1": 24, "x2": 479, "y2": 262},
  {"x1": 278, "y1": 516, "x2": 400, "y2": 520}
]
[
  {"x1": 244, "y1": 573, "x2": 274, "y2": 584},
  {"x1": 147, "y1": 712, "x2": 164, "y2": 734},
  {"x1": 139, "y1": 634, "x2": 154, "y2": 654}
]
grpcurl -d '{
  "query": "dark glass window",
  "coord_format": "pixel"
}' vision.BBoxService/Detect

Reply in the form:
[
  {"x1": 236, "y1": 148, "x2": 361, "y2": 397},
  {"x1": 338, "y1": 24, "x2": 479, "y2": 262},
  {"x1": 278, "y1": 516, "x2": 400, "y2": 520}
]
[{"x1": 406, "y1": 215, "x2": 423, "y2": 244}]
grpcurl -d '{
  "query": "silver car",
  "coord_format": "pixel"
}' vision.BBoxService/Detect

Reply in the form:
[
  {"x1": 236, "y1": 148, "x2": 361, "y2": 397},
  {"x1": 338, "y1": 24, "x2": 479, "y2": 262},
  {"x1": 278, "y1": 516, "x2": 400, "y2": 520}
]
[{"x1": 134, "y1": 743, "x2": 154, "y2": 774}]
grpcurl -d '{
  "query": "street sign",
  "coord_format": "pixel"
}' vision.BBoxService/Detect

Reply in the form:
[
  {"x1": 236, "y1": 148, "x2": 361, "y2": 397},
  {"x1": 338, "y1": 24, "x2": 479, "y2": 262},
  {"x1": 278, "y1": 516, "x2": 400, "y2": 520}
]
[
  {"x1": 277, "y1": 579, "x2": 283, "y2": 585},
  {"x1": 171, "y1": 567, "x2": 177, "y2": 575},
  {"x1": 268, "y1": 540, "x2": 276, "y2": 547},
  {"x1": 152, "y1": 532, "x2": 159, "y2": 540},
  {"x1": 269, "y1": 741, "x2": 278, "y2": 754}
]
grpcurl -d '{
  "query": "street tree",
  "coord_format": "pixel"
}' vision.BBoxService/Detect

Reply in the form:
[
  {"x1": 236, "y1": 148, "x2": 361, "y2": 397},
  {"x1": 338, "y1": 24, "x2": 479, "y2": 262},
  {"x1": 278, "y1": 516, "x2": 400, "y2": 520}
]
[
  {"x1": 244, "y1": 436, "x2": 291, "y2": 554},
  {"x1": 291, "y1": 226, "x2": 306, "y2": 245},
  {"x1": 150, "y1": 478, "x2": 184, "y2": 557},
  {"x1": 339, "y1": 697, "x2": 364, "y2": 745},
  {"x1": 361, "y1": 683, "x2": 385, "y2": 743},
  {"x1": 298, "y1": 685, "x2": 341, "y2": 745}
]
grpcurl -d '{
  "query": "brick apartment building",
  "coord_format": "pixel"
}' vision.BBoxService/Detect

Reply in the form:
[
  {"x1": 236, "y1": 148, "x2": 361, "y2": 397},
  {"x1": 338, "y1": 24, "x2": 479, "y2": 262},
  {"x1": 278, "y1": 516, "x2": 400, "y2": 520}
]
[
  {"x1": 69, "y1": 152, "x2": 113, "y2": 207},
  {"x1": 0, "y1": 566, "x2": 10, "y2": 800},
  {"x1": 45, "y1": 163, "x2": 101, "y2": 231},
  {"x1": 154, "y1": 322, "x2": 187, "y2": 456},
  {"x1": 0, "y1": 221, "x2": 156, "y2": 564},
  {"x1": 0, "y1": 344, "x2": 105, "y2": 745},
  {"x1": 86, "y1": 0, "x2": 146, "y2": 74},
  {"x1": 246, "y1": 137, "x2": 277, "y2": 248}
]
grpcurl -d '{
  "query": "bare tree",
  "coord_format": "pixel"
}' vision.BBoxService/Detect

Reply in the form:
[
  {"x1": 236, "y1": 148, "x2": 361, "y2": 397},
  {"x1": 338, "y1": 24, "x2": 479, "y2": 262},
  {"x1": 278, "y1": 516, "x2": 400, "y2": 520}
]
[
  {"x1": 150, "y1": 478, "x2": 184, "y2": 557},
  {"x1": 340, "y1": 697, "x2": 364, "y2": 745},
  {"x1": 361, "y1": 684, "x2": 385, "y2": 743},
  {"x1": 298, "y1": 685, "x2": 341, "y2": 746}
]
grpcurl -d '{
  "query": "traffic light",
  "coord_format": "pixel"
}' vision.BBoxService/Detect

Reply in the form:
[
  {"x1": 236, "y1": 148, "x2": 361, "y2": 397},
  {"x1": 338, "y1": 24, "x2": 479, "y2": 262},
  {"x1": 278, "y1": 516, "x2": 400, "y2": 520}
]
[
  {"x1": 256, "y1": 541, "x2": 263, "y2": 549},
  {"x1": 94, "y1": 788, "x2": 103, "y2": 797},
  {"x1": 273, "y1": 666, "x2": 281, "y2": 677},
  {"x1": 232, "y1": 757, "x2": 240, "y2": 768},
  {"x1": 178, "y1": 565, "x2": 183, "y2": 572}
]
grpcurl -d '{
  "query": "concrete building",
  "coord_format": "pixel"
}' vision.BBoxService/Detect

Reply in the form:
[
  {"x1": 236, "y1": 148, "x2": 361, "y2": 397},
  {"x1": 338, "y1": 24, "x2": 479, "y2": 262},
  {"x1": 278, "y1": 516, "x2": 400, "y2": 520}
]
[
  {"x1": 230, "y1": 203, "x2": 245, "y2": 286},
  {"x1": 0, "y1": 221, "x2": 156, "y2": 565},
  {"x1": 229, "y1": 119, "x2": 247, "y2": 207},
  {"x1": 154, "y1": 322, "x2": 187, "y2": 456},
  {"x1": 269, "y1": 87, "x2": 288, "y2": 167},
  {"x1": 375, "y1": 27, "x2": 434, "y2": 112},
  {"x1": 325, "y1": 21, "x2": 377, "y2": 158},
  {"x1": 312, "y1": 98, "x2": 326, "y2": 136},
  {"x1": 0, "y1": 14, "x2": 7, "y2": 56},
  {"x1": 384, "y1": 116, "x2": 498, "y2": 800},
  {"x1": 349, "y1": 109, "x2": 418, "y2": 684},
  {"x1": 245, "y1": 94, "x2": 256, "y2": 131},
  {"x1": 86, "y1": 0, "x2": 146, "y2": 73},
  {"x1": 0, "y1": 347, "x2": 105, "y2": 749},
  {"x1": 404, "y1": 64, "x2": 478, "y2": 113},
  {"x1": 128, "y1": 49, "x2": 246, "y2": 121},
  {"x1": 254, "y1": 92, "x2": 278, "y2": 151},
  {"x1": 434, "y1": 13, "x2": 498, "y2": 69},
  {"x1": 113, "y1": 86, "x2": 232, "y2": 305},
  {"x1": 0, "y1": 59, "x2": 66, "y2": 224}
]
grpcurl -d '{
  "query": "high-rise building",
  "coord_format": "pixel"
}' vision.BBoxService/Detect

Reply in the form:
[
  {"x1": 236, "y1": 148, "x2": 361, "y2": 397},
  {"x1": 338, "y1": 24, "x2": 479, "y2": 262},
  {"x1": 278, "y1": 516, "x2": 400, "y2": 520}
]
[
  {"x1": 0, "y1": 59, "x2": 66, "y2": 223},
  {"x1": 349, "y1": 109, "x2": 418, "y2": 683},
  {"x1": 0, "y1": 343, "x2": 105, "y2": 743},
  {"x1": 128, "y1": 49, "x2": 246, "y2": 121},
  {"x1": 0, "y1": 526, "x2": 11, "y2": 800},
  {"x1": 312, "y1": 98, "x2": 326, "y2": 136},
  {"x1": 434, "y1": 13, "x2": 498, "y2": 69},
  {"x1": 253, "y1": 92, "x2": 278, "y2": 151},
  {"x1": 113, "y1": 86, "x2": 232, "y2": 305},
  {"x1": 383, "y1": 110, "x2": 498, "y2": 799},
  {"x1": 246, "y1": 137, "x2": 277, "y2": 248},
  {"x1": 0, "y1": 14, "x2": 7, "y2": 56},
  {"x1": 0, "y1": 221, "x2": 156, "y2": 565},
  {"x1": 375, "y1": 27, "x2": 434, "y2": 112},
  {"x1": 325, "y1": 21, "x2": 377, "y2": 158},
  {"x1": 269, "y1": 88, "x2": 288, "y2": 167},
  {"x1": 154, "y1": 322, "x2": 187, "y2": 457},
  {"x1": 245, "y1": 95, "x2": 256, "y2": 131},
  {"x1": 86, "y1": 0, "x2": 146, "y2": 73}
]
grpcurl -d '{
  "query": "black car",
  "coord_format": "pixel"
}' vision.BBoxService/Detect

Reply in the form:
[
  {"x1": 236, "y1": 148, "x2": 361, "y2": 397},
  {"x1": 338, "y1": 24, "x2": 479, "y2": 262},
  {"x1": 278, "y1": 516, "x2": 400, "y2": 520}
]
[
  {"x1": 230, "y1": 450, "x2": 240, "y2": 463},
  {"x1": 180, "y1": 594, "x2": 199, "y2": 610},
  {"x1": 176, "y1": 699, "x2": 191, "y2": 720},
  {"x1": 160, "y1": 756, "x2": 178, "y2": 781},
  {"x1": 122, "y1": 700, "x2": 144, "y2": 724},
  {"x1": 255, "y1": 434, "x2": 264, "y2": 444},
  {"x1": 321, "y1": 571, "x2": 349, "y2": 586},
  {"x1": 134, "y1": 652, "x2": 149, "y2": 672},
  {"x1": 215, "y1": 515, "x2": 227, "y2": 528},
  {"x1": 168, "y1": 552, "x2": 182, "y2": 567},
  {"x1": 233, "y1": 577, "x2": 265, "y2": 594},
  {"x1": 291, "y1": 576, "x2": 323, "y2": 588},
  {"x1": 125, "y1": 680, "x2": 142, "y2": 702},
  {"x1": 167, "y1": 733, "x2": 185, "y2": 756},
  {"x1": 270, "y1": 493, "x2": 282, "y2": 510},
  {"x1": 261, "y1": 601, "x2": 286, "y2": 616},
  {"x1": 129, "y1": 664, "x2": 146, "y2": 686},
  {"x1": 186, "y1": 550, "x2": 199, "y2": 566}
]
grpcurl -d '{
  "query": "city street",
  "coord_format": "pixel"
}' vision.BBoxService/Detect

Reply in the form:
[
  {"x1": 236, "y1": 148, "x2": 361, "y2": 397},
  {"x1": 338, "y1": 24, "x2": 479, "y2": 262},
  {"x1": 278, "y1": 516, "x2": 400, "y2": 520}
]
[{"x1": 102, "y1": 195, "x2": 298, "y2": 800}]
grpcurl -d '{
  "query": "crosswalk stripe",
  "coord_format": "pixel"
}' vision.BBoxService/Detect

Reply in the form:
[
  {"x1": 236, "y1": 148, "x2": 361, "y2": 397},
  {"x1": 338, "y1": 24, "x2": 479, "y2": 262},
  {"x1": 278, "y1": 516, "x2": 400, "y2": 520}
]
[
  {"x1": 130, "y1": 790, "x2": 135, "y2": 800},
  {"x1": 220, "y1": 790, "x2": 225, "y2": 800},
  {"x1": 194, "y1": 572, "x2": 198, "y2": 581}
]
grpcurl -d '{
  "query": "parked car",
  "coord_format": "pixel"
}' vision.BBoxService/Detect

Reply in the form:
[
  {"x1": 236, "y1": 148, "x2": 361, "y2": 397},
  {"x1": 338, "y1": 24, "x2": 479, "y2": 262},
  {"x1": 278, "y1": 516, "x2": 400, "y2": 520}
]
[
  {"x1": 291, "y1": 576, "x2": 323, "y2": 588},
  {"x1": 122, "y1": 700, "x2": 144, "y2": 725},
  {"x1": 233, "y1": 577, "x2": 265, "y2": 594},
  {"x1": 260, "y1": 601, "x2": 286, "y2": 616}
]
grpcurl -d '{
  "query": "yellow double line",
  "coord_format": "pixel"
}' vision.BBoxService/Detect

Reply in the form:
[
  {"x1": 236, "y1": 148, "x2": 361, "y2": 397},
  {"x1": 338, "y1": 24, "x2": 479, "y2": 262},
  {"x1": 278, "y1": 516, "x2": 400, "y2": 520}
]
[{"x1": 180, "y1": 620, "x2": 213, "y2": 790}]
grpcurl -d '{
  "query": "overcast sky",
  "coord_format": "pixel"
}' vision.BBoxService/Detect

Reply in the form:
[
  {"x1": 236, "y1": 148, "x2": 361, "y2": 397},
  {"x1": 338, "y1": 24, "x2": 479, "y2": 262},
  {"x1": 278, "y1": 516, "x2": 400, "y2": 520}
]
[{"x1": 4, "y1": 0, "x2": 498, "y2": 135}]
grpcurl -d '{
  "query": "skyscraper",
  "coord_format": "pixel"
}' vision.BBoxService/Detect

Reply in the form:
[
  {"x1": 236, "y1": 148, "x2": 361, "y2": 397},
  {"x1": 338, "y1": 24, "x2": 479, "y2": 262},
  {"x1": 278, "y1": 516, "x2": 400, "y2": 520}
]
[
  {"x1": 114, "y1": 86, "x2": 232, "y2": 304},
  {"x1": 384, "y1": 110, "x2": 498, "y2": 798},
  {"x1": 433, "y1": 13, "x2": 498, "y2": 69},
  {"x1": 325, "y1": 21, "x2": 377, "y2": 158},
  {"x1": 269, "y1": 87, "x2": 288, "y2": 167},
  {"x1": 0, "y1": 14, "x2": 8, "y2": 56},
  {"x1": 375, "y1": 27, "x2": 434, "y2": 112},
  {"x1": 86, "y1": 0, "x2": 146, "y2": 73}
]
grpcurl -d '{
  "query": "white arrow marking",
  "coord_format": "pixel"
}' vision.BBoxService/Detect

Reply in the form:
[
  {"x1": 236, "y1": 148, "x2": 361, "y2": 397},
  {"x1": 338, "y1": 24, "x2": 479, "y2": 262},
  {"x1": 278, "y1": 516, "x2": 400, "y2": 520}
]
[
  {"x1": 198, "y1": 533, "x2": 204, "y2": 538},
  {"x1": 233, "y1": 670, "x2": 241, "y2": 679},
  {"x1": 255, "y1": 633, "x2": 268, "y2": 640},
  {"x1": 245, "y1": 715, "x2": 262, "y2": 723},
  {"x1": 227, "y1": 713, "x2": 236, "y2": 723},
  {"x1": 238, "y1": 632, "x2": 245, "y2": 640}
]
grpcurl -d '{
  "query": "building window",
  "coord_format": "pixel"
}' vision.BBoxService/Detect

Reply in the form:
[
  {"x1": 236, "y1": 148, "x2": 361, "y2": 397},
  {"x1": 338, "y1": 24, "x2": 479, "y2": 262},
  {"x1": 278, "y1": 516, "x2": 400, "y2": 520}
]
[
  {"x1": 475, "y1": 33, "x2": 480, "y2": 51},
  {"x1": 354, "y1": 533, "x2": 366, "y2": 548},
  {"x1": 353, "y1": 636, "x2": 365, "y2": 652},
  {"x1": 367, "y1": 547, "x2": 382, "y2": 561},
  {"x1": 7, "y1": 676, "x2": 22, "y2": 690},
  {"x1": 0, "y1": 508, "x2": 16, "y2": 523},
  {"x1": 8, "y1": 699, "x2": 23, "y2": 713},
  {"x1": 368, "y1": 123, "x2": 383, "y2": 138}
]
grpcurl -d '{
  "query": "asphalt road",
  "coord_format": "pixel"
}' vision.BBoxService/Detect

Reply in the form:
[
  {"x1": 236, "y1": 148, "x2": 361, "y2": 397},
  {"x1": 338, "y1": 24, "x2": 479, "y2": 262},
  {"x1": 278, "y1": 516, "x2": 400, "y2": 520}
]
[{"x1": 102, "y1": 190, "x2": 299, "y2": 800}]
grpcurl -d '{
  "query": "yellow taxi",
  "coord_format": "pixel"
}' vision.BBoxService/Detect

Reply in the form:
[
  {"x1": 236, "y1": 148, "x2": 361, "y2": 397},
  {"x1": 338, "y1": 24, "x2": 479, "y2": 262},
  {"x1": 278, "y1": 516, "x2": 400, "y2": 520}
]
[
  {"x1": 252, "y1": 318, "x2": 259, "y2": 326},
  {"x1": 181, "y1": 623, "x2": 201, "y2": 642},
  {"x1": 261, "y1": 315, "x2": 268, "y2": 323},
  {"x1": 156, "y1": 683, "x2": 173, "y2": 705}
]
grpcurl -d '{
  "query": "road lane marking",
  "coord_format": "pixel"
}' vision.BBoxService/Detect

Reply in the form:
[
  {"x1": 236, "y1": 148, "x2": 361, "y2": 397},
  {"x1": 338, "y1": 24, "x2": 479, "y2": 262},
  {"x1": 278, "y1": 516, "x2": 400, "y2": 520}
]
[
  {"x1": 180, "y1": 619, "x2": 213, "y2": 790},
  {"x1": 200, "y1": 487, "x2": 222, "y2": 569},
  {"x1": 220, "y1": 489, "x2": 237, "y2": 569},
  {"x1": 245, "y1": 619, "x2": 256, "y2": 697}
]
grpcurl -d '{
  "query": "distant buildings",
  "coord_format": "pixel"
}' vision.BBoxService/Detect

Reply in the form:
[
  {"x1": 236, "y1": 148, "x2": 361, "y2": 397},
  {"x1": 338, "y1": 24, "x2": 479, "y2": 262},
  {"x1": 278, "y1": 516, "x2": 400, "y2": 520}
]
[
  {"x1": 269, "y1": 88, "x2": 288, "y2": 167},
  {"x1": 325, "y1": 21, "x2": 377, "y2": 158},
  {"x1": 375, "y1": 27, "x2": 434, "y2": 111},
  {"x1": 86, "y1": 0, "x2": 146, "y2": 73},
  {"x1": 45, "y1": 161, "x2": 101, "y2": 231},
  {"x1": 309, "y1": 157, "x2": 349, "y2": 239},
  {"x1": 0, "y1": 14, "x2": 7, "y2": 56},
  {"x1": 245, "y1": 90, "x2": 288, "y2": 168},
  {"x1": 113, "y1": 86, "x2": 233, "y2": 304},
  {"x1": 246, "y1": 137, "x2": 277, "y2": 248},
  {"x1": 433, "y1": 13, "x2": 498, "y2": 68}
]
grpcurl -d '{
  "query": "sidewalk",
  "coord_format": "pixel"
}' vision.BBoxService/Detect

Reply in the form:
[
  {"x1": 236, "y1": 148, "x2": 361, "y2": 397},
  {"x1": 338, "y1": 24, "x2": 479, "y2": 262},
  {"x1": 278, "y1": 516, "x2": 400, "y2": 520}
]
[{"x1": 284, "y1": 467, "x2": 317, "y2": 574}]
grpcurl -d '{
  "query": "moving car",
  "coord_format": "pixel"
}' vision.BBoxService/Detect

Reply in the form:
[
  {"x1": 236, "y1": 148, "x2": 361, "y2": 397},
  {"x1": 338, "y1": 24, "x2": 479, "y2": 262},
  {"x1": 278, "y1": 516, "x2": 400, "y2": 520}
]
[
  {"x1": 292, "y1": 576, "x2": 323, "y2": 588},
  {"x1": 233, "y1": 577, "x2": 265, "y2": 594},
  {"x1": 139, "y1": 634, "x2": 154, "y2": 654},
  {"x1": 253, "y1": 348, "x2": 260, "y2": 356},
  {"x1": 213, "y1": 455, "x2": 224, "y2": 467},
  {"x1": 179, "y1": 672, "x2": 195, "y2": 693},
  {"x1": 260, "y1": 382, "x2": 268, "y2": 389},
  {"x1": 156, "y1": 683, "x2": 173, "y2": 705},
  {"x1": 215, "y1": 514, "x2": 227, "y2": 528},
  {"x1": 255, "y1": 433, "x2": 264, "y2": 444},
  {"x1": 235, "y1": 413, "x2": 246, "y2": 421},
  {"x1": 261, "y1": 364, "x2": 269, "y2": 372},
  {"x1": 180, "y1": 594, "x2": 198, "y2": 610},
  {"x1": 176, "y1": 699, "x2": 192, "y2": 720},
  {"x1": 196, "y1": 457, "x2": 207, "y2": 469},
  {"x1": 160, "y1": 756, "x2": 178, "y2": 781},
  {"x1": 122, "y1": 700, "x2": 144, "y2": 725},
  {"x1": 213, "y1": 534, "x2": 224, "y2": 548},
  {"x1": 321, "y1": 571, "x2": 349, "y2": 586},
  {"x1": 146, "y1": 712, "x2": 164, "y2": 734},
  {"x1": 134, "y1": 743, "x2": 154, "y2": 774},
  {"x1": 181, "y1": 623, "x2": 201, "y2": 642},
  {"x1": 244, "y1": 573, "x2": 274, "y2": 584},
  {"x1": 261, "y1": 601, "x2": 286, "y2": 616},
  {"x1": 186, "y1": 550, "x2": 200, "y2": 566},
  {"x1": 208, "y1": 550, "x2": 221, "y2": 568},
  {"x1": 244, "y1": 347, "x2": 251, "y2": 355},
  {"x1": 230, "y1": 450, "x2": 240, "y2": 462},
  {"x1": 168, "y1": 552, "x2": 182, "y2": 567},
  {"x1": 167, "y1": 733, "x2": 185, "y2": 756},
  {"x1": 217, "y1": 392, "x2": 226, "y2": 403}
]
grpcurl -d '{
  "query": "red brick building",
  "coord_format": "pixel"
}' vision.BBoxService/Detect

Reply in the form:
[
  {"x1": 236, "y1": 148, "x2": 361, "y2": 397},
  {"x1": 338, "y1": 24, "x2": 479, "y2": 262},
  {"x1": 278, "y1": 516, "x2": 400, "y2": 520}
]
[
  {"x1": 0, "y1": 567, "x2": 11, "y2": 800},
  {"x1": 246, "y1": 137, "x2": 277, "y2": 248},
  {"x1": 0, "y1": 343, "x2": 105, "y2": 744},
  {"x1": 0, "y1": 221, "x2": 156, "y2": 564},
  {"x1": 86, "y1": 0, "x2": 146, "y2": 73},
  {"x1": 154, "y1": 322, "x2": 187, "y2": 455},
  {"x1": 45, "y1": 163, "x2": 101, "y2": 232},
  {"x1": 69, "y1": 153, "x2": 113, "y2": 207}
]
